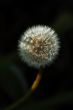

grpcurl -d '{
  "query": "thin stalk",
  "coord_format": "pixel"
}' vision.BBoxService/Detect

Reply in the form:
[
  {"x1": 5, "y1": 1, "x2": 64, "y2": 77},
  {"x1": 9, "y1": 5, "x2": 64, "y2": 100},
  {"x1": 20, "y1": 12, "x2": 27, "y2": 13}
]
[{"x1": 3, "y1": 67, "x2": 43, "y2": 110}]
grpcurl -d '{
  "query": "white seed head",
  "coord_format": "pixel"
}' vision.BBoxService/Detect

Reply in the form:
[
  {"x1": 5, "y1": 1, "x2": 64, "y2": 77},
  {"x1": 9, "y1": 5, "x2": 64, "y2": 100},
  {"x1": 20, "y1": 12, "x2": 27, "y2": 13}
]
[{"x1": 18, "y1": 25, "x2": 60, "y2": 68}]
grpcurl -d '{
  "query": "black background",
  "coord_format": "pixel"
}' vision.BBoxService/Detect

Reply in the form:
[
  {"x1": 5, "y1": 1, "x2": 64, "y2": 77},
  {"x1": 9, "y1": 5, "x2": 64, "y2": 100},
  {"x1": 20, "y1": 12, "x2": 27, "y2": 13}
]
[{"x1": 0, "y1": 0, "x2": 73, "y2": 110}]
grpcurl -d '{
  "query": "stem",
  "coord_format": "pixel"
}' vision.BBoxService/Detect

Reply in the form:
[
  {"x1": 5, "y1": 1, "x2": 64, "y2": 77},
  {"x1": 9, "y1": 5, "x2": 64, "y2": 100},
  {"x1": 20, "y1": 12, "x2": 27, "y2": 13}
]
[
  {"x1": 31, "y1": 71, "x2": 42, "y2": 91},
  {"x1": 3, "y1": 68, "x2": 42, "y2": 110}
]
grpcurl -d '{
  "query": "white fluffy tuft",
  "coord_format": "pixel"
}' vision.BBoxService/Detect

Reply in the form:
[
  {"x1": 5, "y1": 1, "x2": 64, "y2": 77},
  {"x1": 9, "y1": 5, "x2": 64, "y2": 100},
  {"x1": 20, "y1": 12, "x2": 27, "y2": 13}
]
[{"x1": 18, "y1": 25, "x2": 60, "y2": 68}]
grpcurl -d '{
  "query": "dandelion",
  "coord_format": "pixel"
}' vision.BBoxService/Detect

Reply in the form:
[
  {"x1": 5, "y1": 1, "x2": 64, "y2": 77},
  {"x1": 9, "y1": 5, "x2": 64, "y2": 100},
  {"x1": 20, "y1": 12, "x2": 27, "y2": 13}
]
[
  {"x1": 18, "y1": 25, "x2": 60, "y2": 68},
  {"x1": 5, "y1": 25, "x2": 60, "y2": 110}
]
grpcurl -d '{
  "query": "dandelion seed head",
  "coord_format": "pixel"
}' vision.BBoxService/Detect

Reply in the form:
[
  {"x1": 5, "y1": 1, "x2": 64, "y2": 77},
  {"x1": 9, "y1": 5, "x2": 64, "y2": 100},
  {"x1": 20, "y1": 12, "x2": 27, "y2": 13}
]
[{"x1": 18, "y1": 25, "x2": 60, "y2": 68}]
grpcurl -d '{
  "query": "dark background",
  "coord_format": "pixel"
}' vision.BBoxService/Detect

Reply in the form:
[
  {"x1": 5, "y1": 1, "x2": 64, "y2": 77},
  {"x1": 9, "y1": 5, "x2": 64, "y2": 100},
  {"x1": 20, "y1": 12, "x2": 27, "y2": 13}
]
[{"x1": 0, "y1": 0, "x2": 73, "y2": 110}]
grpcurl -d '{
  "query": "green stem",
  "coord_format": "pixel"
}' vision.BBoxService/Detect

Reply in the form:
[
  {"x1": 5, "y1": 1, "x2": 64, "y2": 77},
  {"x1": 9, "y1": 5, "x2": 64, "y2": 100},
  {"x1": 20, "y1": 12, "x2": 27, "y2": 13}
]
[
  {"x1": 3, "y1": 88, "x2": 32, "y2": 110},
  {"x1": 3, "y1": 67, "x2": 43, "y2": 110}
]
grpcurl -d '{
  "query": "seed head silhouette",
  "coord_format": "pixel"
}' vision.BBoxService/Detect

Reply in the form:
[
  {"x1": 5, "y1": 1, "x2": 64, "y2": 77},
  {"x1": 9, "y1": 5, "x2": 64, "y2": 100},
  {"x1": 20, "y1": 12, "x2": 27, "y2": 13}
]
[{"x1": 18, "y1": 25, "x2": 60, "y2": 68}]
